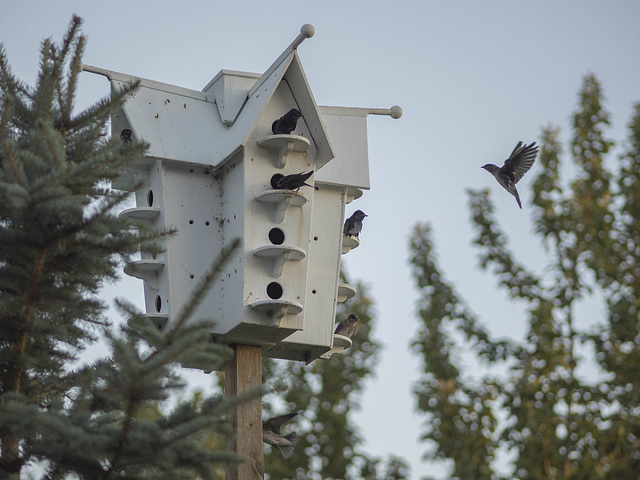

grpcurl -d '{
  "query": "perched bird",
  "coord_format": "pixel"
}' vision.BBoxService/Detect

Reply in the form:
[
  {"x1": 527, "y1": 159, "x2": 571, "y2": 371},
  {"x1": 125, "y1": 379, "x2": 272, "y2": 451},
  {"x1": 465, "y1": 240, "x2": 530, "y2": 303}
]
[
  {"x1": 263, "y1": 412, "x2": 298, "y2": 459},
  {"x1": 344, "y1": 210, "x2": 367, "y2": 238},
  {"x1": 120, "y1": 128, "x2": 132, "y2": 143},
  {"x1": 272, "y1": 108, "x2": 302, "y2": 135},
  {"x1": 271, "y1": 171, "x2": 314, "y2": 190},
  {"x1": 335, "y1": 313, "x2": 359, "y2": 338},
  {"x1": 481, "y1": 141, "x2": 539, "y2": 209}
]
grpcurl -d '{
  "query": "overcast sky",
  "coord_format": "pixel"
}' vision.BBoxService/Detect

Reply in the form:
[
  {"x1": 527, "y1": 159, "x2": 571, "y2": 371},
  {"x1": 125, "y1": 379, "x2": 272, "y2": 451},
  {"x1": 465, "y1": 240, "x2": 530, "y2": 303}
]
[{"x1": 2, "y1": 1, "x2": 639, "y2": 477}]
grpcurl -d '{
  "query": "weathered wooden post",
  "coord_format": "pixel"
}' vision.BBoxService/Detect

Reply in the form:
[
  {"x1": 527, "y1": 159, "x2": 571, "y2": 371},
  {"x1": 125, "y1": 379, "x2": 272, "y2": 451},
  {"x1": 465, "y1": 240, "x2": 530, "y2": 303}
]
[{"x1": 224, "y1": 345, "x2": 263, "y2": 479}]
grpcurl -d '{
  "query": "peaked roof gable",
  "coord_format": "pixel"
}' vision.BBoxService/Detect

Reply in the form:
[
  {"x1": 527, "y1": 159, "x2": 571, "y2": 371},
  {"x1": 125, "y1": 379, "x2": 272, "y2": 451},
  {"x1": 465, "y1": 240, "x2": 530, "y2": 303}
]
[
  {"x1": 82, "y1": 25, "x2": 334, "y2": 169},
  {"x1": 218, "y1": 50, "x2": 334, "y2": 169}
]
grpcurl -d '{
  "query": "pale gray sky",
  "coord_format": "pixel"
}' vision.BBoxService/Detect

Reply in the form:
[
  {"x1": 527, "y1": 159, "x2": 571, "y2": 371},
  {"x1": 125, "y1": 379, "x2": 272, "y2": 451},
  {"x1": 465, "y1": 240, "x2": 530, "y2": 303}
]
[{"x1": 2, "y1": 1, "x2": 639, "y2": 477}]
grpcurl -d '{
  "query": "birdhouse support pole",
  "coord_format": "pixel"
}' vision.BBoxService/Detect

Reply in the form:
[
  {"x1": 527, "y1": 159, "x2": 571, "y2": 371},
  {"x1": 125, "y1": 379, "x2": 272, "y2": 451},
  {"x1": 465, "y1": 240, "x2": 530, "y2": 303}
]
[{"x1": 224, "y1": 344, "x2": 264, "y2": 480}]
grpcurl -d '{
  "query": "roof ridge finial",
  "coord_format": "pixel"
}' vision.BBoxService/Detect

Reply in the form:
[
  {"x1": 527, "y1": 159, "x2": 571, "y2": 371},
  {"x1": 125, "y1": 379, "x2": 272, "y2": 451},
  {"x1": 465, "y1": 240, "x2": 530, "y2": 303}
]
[
  {"x1": 248, "y1": 24, "x2": 316, "y2": 98},
  {"x1": 290, "y1": 24, "x2": 315, "y2": 51}
]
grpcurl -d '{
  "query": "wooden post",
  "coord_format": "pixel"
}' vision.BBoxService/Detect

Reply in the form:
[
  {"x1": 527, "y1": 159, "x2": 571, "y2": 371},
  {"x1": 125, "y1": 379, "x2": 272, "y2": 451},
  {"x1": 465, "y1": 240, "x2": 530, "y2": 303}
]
[{"x1": 224, "y1": 344, "x2": 264, "y2": 480}]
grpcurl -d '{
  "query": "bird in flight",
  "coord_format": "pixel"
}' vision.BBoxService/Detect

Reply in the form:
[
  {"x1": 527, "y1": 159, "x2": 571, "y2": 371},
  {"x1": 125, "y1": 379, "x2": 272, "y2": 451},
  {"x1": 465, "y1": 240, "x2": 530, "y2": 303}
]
[
  {"x1": 263, "y1": 412, "x2": 298, "y2": 459},
  {"x1": 335, "y1": 313, "x2": 359, "y2": 338},
  {"x1": 481, "y1": 141, "x2": 539, "y2": 209},
  {"x1": 272, "y1": 108, "x2": 303, "y2": 135},
  {"x1": 271, "y1": 171, "x2": 314, "y2": 190},
  {"x1": 344, "y1": 210, "x2": 367, "y2": 238}
]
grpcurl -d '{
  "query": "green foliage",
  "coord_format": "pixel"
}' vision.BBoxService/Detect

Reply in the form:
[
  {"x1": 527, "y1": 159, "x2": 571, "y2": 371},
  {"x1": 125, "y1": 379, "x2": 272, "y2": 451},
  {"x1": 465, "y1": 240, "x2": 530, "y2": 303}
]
[
  {"x1": 262, "y1": 271, "x2": 409, "y2": 480},
  {"x1": 410, "y1": 74, "x2": 640, "y2": 479},
  {"x1": 0, "y1": 17, "x2": 247, "y2": 479}
]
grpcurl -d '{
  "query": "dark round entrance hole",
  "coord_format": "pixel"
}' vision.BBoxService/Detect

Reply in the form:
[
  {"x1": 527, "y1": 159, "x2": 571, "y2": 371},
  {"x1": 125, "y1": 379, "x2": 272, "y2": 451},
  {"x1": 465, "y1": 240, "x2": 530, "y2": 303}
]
[
  {"x1": 266, "y1": 282, "x2": 283, "y2": 299},
  {"x1": 269, "y1": 228, "x2": 285, "y2": 245}
]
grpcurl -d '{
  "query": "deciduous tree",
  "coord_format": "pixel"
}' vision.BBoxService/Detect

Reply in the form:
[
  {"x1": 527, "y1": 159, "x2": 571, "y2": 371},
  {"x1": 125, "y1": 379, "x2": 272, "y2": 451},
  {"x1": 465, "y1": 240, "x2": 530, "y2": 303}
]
[{"x1": 410, "y1": 74, "x2": 640, "y2": 479}]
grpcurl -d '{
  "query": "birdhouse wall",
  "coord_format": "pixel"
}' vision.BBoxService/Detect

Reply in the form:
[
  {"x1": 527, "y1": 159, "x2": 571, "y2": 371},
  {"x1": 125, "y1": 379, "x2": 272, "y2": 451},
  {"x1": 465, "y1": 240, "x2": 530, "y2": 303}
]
[
  {"x1": 111, "y1": 80, "x2": 225, "y2": 167},
  {"x1": 222, "y1": 85, "x2": 318, "y2": 346},
  {"x1": 137, "y1": 160, "x2": 170, "y2": 320},
  {"x1": 315, "y1": 109, "x2": 370, "y2": 189},
  {"x1": 150, "y1": 158, "x2": 237, "y2": 331},
  {"x1": 120, "y1": 159, "x2": 168, "y2": 323},
  {"x1": 267, "y1": 183, "x2": 347, "y2": 361},
  {"x1": 213, "y1": 153, "x2": 247, "y2": 334}
]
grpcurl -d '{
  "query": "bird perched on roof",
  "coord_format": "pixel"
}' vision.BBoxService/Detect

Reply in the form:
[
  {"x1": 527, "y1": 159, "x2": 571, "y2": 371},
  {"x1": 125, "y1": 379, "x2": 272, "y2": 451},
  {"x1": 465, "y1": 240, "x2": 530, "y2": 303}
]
[
  {"x1": 272, "y1": 108, "x2": 303, "y2": 135},
  {"x1": 120, "y1": 128, "x2": 132, "y2": 143},
  {"x1": 481, "y1": 141, "x2": 539, "y2": 209},
  {"x1": 344, "y1": 210, "x2": 367, "y2": 238},
  {"x1": 263, "y1": 412, "x2": 298, "y2": 459},
  {"x1": 335, "y1": 313, "x2": 359, "y2": 338},
  {"x1": 271, "y1": 171, "x2": 314, "y2": 190}
]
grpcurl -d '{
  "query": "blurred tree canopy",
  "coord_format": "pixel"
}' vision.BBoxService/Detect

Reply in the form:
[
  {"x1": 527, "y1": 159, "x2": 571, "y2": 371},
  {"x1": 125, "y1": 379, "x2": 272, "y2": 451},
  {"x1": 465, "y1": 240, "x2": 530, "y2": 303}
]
[
  {"x1": 410, "y1": 74, "x2": 640, "y2": 480},
  {"x1": 262, "y1": 271, "x2": 409, "y2": 480}
]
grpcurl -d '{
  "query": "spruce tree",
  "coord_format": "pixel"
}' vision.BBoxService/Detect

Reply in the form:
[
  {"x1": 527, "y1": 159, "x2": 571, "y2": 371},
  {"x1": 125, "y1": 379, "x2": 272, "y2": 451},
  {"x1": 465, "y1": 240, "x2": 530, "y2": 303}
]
[
  {"x1": 0, "y1": 16, "x2": 247, "y2": 479},
  {"x1": 410, "y1": 74, "x2": 640, "y2": 479}
]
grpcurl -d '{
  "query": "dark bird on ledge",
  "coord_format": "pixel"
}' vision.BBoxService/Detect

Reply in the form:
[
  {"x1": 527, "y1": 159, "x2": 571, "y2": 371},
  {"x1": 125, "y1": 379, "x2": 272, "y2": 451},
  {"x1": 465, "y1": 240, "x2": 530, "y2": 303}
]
[
  {"x1": 344, "y1": 210, "x2": 367, "y2": 238},
  {"x1": 271, "y1": 171, "x2": 314, "y2": 190},
  {"x1": 263, "y1": 412, "x2": 298, "y2": 459},
  {"x1": 120, "y1": 128, "x2": 132, "y2": 143},
  {"x1": 481, "y1": 141, "x2": 539, "y2": 209},
  {"x1": 335, "y1": 313, "x2": 359, "y2": 338},
  {"x1": 272, "y1": 108, "x2": 302, "y2": 134}
]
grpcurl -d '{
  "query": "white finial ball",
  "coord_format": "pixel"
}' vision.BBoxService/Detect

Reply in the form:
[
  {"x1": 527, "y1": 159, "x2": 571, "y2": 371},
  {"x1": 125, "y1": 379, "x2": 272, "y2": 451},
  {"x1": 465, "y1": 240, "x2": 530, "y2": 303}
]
[
  {"x1": 390, "y1": 105, "x2": 403, "y2": 119},
  {"x1": 301, "y1": 24, "x2": 315, "y2": 38}
]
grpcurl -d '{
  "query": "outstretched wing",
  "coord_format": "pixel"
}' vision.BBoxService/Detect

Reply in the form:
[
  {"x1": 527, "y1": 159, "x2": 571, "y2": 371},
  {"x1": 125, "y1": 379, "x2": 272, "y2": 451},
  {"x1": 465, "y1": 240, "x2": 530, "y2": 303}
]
[
  {"x1": 295, "y1": 170, "x2": 314, "y2": 183},
  {"x1": 502, "y1": 141, "x2": 539, "y2": 183},
  {"x1": 264, "y1": 412, "x2": 298, "y2": 434},
  {"x1": 285, "y1": 170, "x2": 313, "y2": 187}
]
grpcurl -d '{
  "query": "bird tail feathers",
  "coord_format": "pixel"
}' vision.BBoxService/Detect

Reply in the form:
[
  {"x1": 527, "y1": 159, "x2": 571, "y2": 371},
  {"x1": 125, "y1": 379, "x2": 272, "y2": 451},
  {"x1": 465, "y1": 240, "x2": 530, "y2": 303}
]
[
  {"x1": 278, "y1": 433, "x2": 297, "y2": 459},
  {"x1": 514, "y1": 190, "x2": 522, "y2": 209}
]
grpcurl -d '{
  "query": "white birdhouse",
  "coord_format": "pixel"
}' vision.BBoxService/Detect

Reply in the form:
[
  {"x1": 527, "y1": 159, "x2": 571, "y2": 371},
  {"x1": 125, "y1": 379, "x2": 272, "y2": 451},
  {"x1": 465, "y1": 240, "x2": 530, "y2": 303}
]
[{"x1": 83, "y1": 25, "x2": 401, "y2": 364}]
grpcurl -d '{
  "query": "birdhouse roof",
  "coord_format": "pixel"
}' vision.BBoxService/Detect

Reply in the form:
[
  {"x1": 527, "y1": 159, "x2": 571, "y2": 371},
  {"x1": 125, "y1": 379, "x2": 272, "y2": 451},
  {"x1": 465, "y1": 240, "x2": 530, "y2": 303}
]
[
  {"x1": 203, "y1": 50, "x2": 334, "y2": 169},
  {"x1": 83, "y1": 43, "x2": 334, "y2": 169}
]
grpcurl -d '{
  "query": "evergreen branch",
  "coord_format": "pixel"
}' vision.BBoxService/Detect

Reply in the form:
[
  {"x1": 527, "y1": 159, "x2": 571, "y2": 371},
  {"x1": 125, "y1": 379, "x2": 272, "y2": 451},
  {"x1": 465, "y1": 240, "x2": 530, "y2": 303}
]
[
  {"x1": 55, "y1": 16, "x2": 83, "y2": 127},
  {"x1": 62, "y1": 33, "x2": 85, "y2": 127},
  {"x1": 98, "y1": 241, "x2": 241, "y2": 478},
  {"x1": 0, "y1": 87, "x2": 13, "y2": 133},
  {"x1": 66, "y1": 80, "x2": 140, "y2": 134},
  {"x1": 101, "y1": 386, "x2": 138, "y2": 480},
  {"x1": 34, "y1": 38, "x2": 56, "y2": 124},
  {"x1": 13, "y1": 248, "x2": 48, "y2": 391},
  {"x1": 39, "y1": 117, "x2": 66, "y2": 169},
  {"x1": 0, "y1": 45, "x2": 32, "y2": 100},
  {"x1": 3, "y1": 139, "x2": 26, "y2": 186}
]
